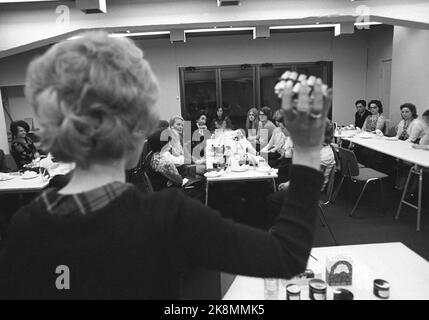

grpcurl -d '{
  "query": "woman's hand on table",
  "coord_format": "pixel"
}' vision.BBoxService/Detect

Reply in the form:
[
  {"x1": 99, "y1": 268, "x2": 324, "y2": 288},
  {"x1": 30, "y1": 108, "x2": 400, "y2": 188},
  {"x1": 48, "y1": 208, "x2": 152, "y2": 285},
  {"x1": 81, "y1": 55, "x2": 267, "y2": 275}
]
[{"x1": 412, "y1": 144, "x2": 429, "y2": 151}]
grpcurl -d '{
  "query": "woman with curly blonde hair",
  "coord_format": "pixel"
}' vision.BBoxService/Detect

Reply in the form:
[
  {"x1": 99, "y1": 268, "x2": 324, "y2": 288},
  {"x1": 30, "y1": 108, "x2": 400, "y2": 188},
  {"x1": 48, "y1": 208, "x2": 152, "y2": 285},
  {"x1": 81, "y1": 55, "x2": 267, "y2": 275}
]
[{"x1": 0, "y1": 32, "x2": 331, "y2": 299}]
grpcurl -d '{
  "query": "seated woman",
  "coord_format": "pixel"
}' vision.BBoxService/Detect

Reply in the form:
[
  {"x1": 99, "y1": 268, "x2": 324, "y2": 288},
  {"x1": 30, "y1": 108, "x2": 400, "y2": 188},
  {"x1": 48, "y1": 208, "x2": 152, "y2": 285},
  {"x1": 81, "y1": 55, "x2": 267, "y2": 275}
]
[
  {"x1": 412, "y1": 109, "x2": 429, "y2": 150},
  {"x1": 245, "y1": 107, "x2": 259, "y2": 143},
  {"x1": 395, "y1": 103, "x2": 426, "y2": 142},
  {"x1": 362, "y1": 100, "x2": 387, "y2": 133},
  {"x1": 211, "y1": 107, "x2": 232, "y2": 132},
  {"x1": 269, "y1": 120, "x2": 335, "y2": 201},
  {"x1": 0, "y1": 32, "x2": 330, "y2": 299},
  {"x1": 260, "y1": 110, "x2": 287, "y2": 167},
  {"x1": 256, "y1": 106, "x2": 276, "y2": 150},
  {"x1": 10, "y1": 120, "x2": 40, "y2": 169},
  {"x1": 147, "y1": 128, "x2": 184, "y2": 189}
]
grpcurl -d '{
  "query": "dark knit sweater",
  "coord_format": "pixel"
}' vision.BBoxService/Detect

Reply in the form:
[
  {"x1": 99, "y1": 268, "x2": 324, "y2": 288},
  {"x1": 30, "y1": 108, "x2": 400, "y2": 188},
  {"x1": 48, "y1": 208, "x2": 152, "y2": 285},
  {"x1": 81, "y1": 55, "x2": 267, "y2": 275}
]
[{"x1": 0, "y1": 165, "x2": 322, "y2": 299}]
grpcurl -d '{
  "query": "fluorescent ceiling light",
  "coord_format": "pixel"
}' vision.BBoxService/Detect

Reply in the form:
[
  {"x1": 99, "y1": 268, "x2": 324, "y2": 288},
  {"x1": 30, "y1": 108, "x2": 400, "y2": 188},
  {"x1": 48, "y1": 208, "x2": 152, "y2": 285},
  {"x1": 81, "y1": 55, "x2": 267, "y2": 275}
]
[
  {"x1": 108, "y1": 31, "x2": 170, "y2": 38},
  {"x1": 355, "y1": 22, "x2": 382, "y2": 26},
  {"x1": 270, "y1": 24, "x2": 337, "y2": 30},
  {"x1": 67, "y1": 35, "x2": 82, "y2": 40},
  {"x1": 185, "y1": 27, "x2": 255, "y2": 34},
  {"x1": 0, "y1": 0, "x2": 60, "y2": 3},
  {"x1": 67, "y1": 31, "x2": 170, "y2": 41},
  {"x1": 271, "y1": 22, "x2": 381, "y2": 30}
]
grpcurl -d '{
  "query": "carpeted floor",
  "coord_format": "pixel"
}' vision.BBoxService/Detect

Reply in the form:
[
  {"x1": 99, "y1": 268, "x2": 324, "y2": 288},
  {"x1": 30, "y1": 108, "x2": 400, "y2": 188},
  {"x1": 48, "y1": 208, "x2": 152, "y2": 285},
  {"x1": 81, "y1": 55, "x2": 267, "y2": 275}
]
[{"x1": 312, "y1": 180, "x2": 429, "y2": 260}]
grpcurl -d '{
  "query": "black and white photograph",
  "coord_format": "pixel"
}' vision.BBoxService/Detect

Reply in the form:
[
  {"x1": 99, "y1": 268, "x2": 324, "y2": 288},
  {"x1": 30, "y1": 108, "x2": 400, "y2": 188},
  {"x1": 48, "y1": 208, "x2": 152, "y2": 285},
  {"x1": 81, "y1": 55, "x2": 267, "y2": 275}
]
[{"x1": 0, "y1": 0, "x2": 428, "y2": 303}]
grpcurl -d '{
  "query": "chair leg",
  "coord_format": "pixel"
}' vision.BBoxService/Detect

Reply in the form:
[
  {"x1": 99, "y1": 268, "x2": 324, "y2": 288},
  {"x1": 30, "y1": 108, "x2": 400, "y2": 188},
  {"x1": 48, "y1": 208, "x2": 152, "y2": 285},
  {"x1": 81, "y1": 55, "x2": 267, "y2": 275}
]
[
  {"x1": 379, "y1": 179, "x2": 385, "y2": 216},
  {"x1": 395, "y1": 166, "x2": 414, "y2": 221},
  {"x1": 417, "y1": 168, "x2": 423, "y2": 231},
  {"x1": 332, "y1": 176, "x2": 344, "y2": 203},
  {"x1": 349, "y1": 181, "x2": 369, "y2": 217},
  {"x1": 319, "y1": 205, "x2": 339, "y2": 245}
]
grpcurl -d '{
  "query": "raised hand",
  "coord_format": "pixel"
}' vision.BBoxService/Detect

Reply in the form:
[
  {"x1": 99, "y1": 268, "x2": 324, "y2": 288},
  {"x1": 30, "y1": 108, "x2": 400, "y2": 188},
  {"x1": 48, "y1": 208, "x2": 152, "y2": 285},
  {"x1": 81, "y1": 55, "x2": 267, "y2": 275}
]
[
  {"x1": 275, "y1": 72, "x2": 332, "y2": 152},
  {"x1": 274, "y1": 71, "x2": 332, "y2": 169}
]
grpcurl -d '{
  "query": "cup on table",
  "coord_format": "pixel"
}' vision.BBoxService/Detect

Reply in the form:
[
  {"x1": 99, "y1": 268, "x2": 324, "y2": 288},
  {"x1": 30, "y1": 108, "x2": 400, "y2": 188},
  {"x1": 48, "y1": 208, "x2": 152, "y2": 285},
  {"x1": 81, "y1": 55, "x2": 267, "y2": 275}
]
[{"x1": 264, "y1": 278, "x2": 279, "y2": 300}]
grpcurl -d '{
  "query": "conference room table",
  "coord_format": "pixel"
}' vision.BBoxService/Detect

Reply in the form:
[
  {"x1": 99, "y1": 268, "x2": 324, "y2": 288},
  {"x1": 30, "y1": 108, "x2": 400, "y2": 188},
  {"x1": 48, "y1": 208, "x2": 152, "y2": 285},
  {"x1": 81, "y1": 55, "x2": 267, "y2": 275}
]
[
  {"x1": 223, "y1": 242, "x2": 429, "y2": 300},
  {"x1": 337, "y1": 130, "x2": 429, "y2": 168},
  {"x1": 204, "y1": 166, "x2": 278, "y2": 206},
  {"x1": 0, "y1": 162, "x2": 74, "y2": 194},
  {"x1": 336, "y1": 130, "x2": 429, "y2": 231}
]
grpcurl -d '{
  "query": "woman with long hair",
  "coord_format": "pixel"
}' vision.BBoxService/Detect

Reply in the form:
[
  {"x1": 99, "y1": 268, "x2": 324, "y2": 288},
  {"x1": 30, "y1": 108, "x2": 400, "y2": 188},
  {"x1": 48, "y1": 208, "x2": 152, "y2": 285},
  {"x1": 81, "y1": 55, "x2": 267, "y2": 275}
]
[
  {"x1": 211, "y1": 106, "x2": 232, "y2": 131},
  {"x1": 245, "y1": 107, "x2": 259, "y2": 142}
]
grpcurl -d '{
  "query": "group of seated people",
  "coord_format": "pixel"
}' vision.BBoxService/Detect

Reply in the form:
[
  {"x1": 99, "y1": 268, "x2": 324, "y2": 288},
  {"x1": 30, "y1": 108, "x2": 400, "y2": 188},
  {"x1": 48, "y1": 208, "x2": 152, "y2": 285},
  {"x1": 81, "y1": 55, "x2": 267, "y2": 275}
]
[
  {"x1": 354, "y1": 99, "x2": 429, "y2": 144},
  {"x1": 353, "y1": 99, "x2": 429, "y2": 194},
  {"x1": 140, "y1": 103, "x2": 338, "y2": 204}
]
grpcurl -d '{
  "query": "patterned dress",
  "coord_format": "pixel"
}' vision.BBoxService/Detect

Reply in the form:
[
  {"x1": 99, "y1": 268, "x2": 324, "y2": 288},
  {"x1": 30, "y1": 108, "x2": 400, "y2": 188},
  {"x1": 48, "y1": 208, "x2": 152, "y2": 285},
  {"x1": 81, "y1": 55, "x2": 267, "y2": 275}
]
[{"x1": 11, "y1": 137, "x2": 37, "y2": 169}]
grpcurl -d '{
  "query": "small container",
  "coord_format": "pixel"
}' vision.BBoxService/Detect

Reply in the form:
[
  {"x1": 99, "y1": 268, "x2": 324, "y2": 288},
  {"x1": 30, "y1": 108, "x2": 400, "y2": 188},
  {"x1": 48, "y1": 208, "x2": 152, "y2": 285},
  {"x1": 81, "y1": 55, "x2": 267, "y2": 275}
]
[
  {"x1": 373, "y1": 279, "x2": 390, "y2": 299},
  {"x1": 264, "y1": 278, "x2": 279, "y2": 300},
  {"x1": 333, "y1": 288, "x2": 354, "y2": 300},
  {"x1": 286, "y1": 284, "x2": 301, "y2": 300},
  {"x1": 309, "y1": 279, "x2": 327, "y2": 300}
]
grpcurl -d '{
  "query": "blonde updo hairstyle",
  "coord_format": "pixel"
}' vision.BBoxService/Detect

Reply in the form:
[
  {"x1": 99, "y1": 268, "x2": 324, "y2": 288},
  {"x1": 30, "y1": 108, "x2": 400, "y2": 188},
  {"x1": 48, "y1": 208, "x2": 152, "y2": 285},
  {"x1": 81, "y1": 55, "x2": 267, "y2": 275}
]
[{"x1": 25, "y1": 32, "x2": 160, "y2": 169}]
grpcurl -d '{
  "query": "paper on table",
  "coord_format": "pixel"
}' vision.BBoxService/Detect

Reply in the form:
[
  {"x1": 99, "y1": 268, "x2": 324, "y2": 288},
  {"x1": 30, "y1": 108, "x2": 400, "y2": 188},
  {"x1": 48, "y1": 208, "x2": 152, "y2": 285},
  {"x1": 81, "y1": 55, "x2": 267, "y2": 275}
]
[{"x1": 182, "y1": 178, "x2": 189, "y2": 186}]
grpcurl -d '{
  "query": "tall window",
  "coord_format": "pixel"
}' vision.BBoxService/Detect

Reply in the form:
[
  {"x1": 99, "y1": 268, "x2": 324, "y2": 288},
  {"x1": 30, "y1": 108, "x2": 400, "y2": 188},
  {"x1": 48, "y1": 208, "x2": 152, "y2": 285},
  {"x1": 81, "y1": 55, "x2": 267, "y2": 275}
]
[{"x1": 180, "y1": 61, "x2": 332, "y2": 129}]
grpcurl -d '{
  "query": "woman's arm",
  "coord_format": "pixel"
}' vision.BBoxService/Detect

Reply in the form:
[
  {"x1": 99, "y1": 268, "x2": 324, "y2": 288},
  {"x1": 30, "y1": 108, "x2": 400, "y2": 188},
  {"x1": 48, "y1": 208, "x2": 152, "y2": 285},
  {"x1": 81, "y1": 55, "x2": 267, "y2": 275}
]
[
  {"x1": 395, "y1": 120, "x2": 403, "y2": 138},
  {"x1": 271, "y1": 131, "x2": 286, "y2": 152},
  {"x1": 412, "y1": 144, "x2": 429, "y2": 151},
  {"x1": 362, "y1": 117, "x2": 369, "y2": 132},
  {"x1": 172, "y1": 75, "x2": 330, "y2": 278},
  {"x1": 376, "y1": 116, "x2": 386, "y2": 132},
  {"x1": 172, "y1": 164, "x2": 322, "y2": 278},
  {"x1": 407, "y1": 119, "x2": 426, "y2": 143},
  {"x1": 260, "y1": 132, "x2": 274, "y2": 152}
]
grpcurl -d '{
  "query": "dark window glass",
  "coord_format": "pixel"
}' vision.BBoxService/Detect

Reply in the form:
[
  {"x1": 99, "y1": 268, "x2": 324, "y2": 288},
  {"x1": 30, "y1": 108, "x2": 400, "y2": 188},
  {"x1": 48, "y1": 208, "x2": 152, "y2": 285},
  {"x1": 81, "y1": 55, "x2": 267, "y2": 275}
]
[
  {"x1": 182, "y1": 69, "x2": 217, "y2": 121},
  {"x1": 220, "y1": 67, "x2": 254, "y2": 130}
]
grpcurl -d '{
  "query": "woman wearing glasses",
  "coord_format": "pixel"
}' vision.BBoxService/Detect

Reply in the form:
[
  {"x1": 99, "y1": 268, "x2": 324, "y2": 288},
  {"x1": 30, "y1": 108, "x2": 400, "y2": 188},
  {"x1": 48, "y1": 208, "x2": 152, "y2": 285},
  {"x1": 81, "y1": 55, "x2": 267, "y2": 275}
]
[
  {"x1": 362, "y1": 100, "x2": 387, "y2": 133},
  {"x1": 257, "y1": 106, "x2": 276, "y2": 150}
]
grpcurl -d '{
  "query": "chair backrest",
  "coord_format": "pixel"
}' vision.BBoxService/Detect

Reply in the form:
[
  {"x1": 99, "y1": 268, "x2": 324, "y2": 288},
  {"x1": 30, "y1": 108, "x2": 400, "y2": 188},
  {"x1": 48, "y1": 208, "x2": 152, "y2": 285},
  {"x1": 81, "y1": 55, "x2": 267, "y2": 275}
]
[
  {"x1": 141, "y1": 139, "x2": 149, "y2": 164},
  {"x1": 338, "y1": 147, "x2": 360, "y2": 177},
  {"x1": 4, "y1": 154, "x2": 18, "y2": 172},
  {"x1": 330, "y1": 143, "x2": 340, "y2": 172}
]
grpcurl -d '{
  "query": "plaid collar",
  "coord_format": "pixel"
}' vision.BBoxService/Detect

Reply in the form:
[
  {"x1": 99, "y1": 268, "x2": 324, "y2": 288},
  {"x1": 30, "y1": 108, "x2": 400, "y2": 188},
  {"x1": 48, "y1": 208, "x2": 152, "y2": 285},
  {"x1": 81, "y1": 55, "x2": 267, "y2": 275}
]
[{"x1": 37, "y1": 181, "x2": 131, "y2": 216}]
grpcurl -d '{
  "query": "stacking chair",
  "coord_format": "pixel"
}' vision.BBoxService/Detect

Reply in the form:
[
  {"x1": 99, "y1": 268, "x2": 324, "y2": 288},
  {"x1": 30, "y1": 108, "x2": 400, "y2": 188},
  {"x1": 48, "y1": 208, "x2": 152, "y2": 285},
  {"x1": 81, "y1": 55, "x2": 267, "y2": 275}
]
[
  {"x1": 332, "y1": 145, "x2": 365, "y2": 202},
  {"x1": 319, "y1": 165, "x2": 339, "y2": 245},
  {"x1": 337, "y1": 147, "x2": 388, "y2": 217},
  {"x1": 395, "y1": 165, "x2": 425, "y2": 231}
]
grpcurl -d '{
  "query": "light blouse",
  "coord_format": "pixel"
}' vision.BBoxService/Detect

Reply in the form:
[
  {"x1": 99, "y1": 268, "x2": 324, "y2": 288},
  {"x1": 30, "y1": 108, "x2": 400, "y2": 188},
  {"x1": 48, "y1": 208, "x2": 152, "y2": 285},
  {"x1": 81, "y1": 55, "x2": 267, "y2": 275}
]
[{"x1": 396, "y1": 118, "x2": 426, "y2": 142}]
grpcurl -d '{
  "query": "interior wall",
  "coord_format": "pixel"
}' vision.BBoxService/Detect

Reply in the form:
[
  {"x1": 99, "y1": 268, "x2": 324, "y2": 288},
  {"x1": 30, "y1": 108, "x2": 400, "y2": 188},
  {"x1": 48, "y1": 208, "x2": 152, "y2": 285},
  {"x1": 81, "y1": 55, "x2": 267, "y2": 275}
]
[
  {"x1": 390, "y1": 26, "x2": 429, "y2": 127},
  {"x1": 0, "y1": 90, "x2": 9, "y2": 153},
  {"x1": 6, "y1": 86, "x2": 39, "y2": 131},
  {"x1": 0, "y1": 27, "x2": 393, "y2": 129},
  {"x1": 366, "y1": 26, "x2": 394, "y2": 119}
]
